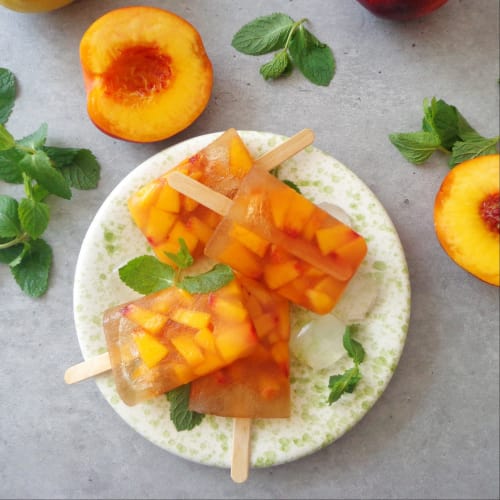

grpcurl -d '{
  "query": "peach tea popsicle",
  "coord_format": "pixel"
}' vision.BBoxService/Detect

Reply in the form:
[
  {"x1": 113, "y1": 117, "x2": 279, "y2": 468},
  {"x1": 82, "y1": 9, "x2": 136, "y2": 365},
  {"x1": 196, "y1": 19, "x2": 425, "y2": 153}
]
[
  {"x1": 102, "y1": 280, "x2": 258, "y2": 406},
  {"x1": 189, "y1": 275, "x2": 291, "y2": 418},
  {"x1": 193, "y1": 168, "x2": 368, "y2": 315},
  {"x1": 128, "y1": 129, "x2": 254, "y2": 265}
]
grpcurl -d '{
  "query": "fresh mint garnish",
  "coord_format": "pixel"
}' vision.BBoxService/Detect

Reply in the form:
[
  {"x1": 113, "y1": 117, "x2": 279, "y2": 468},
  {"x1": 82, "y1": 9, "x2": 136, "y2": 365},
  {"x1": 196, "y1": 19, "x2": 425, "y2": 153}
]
[
  {"x1": 163, "y1": 237, "x2": 193, "y2": 269},
  {"x1": 166, "y1": 384, "x2": 204, "y2": 432},
  {"x1": 390, "y1": 97, "x2": 499, "y2": 167},
  {"x1": 327, "y1": 325, "x2": 365, "y2": 405},
  {"x1": 179, "y1": 263, "x2": 234, "y2": 294},
  {"x1": 232, "y1": 13, "x2": 335, "y2": 86},
  {"x1": 0, "y1": 68, "x2": 101, "y2": 297}
]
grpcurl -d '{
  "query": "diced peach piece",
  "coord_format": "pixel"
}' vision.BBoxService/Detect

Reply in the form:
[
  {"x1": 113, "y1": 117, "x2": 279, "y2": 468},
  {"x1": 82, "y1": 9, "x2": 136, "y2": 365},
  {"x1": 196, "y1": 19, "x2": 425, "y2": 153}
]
[
  {"x1": 171, "y1": 308, "x2": 211, "y2": 329},
  {"x1": 230, "y1": 224, "x2": 269, "y2": 257},
  {"x1": 122, "y1": 304, "x2": 168, "y2": 334},
  {"x1": 149, "y1": 288, "x2": 188, "y2": 313},
  {"x1": 252, "y1": 312, "x2": 278, "y2": 339},
  {"x1": 155, "y1": 180, "x2": 181, "y2": 213},
  {"x1": 128, "y1": 181, "x2": 162, "y2": 228},
  {"x1": 196, "y1": 206, "x2": 221, "y2": 229},
  {"x1": 283, "y1": 193, "x2": 316, "y2": 237},
  {"x1": 194, "y1": 327, "x2": 218, "y2": 354},
  {"x1": 133, "y1": 331, "x2": 169, "y2": 368},
  {"x1": 171, "y1": 335, "x2": 205, "y2": 366},
  {"x1": 229, "y1": 135, "x2": 253, "y2": 177},
  {"x1": 193, "y1": 351, "x2": 224, "y2": 376},
  {"x1": 258, "y1": 374, "x2": 282, "y2": 400},
  {"x1": 145, "y1": 207, "x2": 177, "y2": 244},
  {"x1": 182, "y1": 195, "x2": 199, "y2": 212},
  {"x1": 210, "y1": 296, "x2": 249, "y2": 322},
  {"x1": 315, "y1": 224, "x2": 358, "y2": 255},
  {"x1": 172, "y1": 363, "x2": 193, "y2": 384},
  {"x1": 314, "y1": 275, "x2": 346, "y2": 301},
  {"x1": 269, "y1": 189, "x2": 294, "y2": 229},
  {"x1": 302, "y1": 210, "x2": 329, "y2": 241},
  {"x1": 215, "y1": 324, "x2": 256, "y2": 363},
  {"x1": 186, "y1": 215, "x2": 213, "y2": 243},
  {"x1": 167, "y1": 220, "x2": 199, "y2": 253},
  {"x1": 271, "y1": 340, "x2": 289, "y2": 372},
  {"x1": 263, "y1": 259, "x2": 301, "y2": 289},
  {"x1": 335, "y1": 236, "x2": 368, "y2": 268},
  {"x1": 305, "y1": 289, "x2": 335, "y2": 314},
  {"x1": 217, "y1": 239, "x2": 263, "y2": 279}
]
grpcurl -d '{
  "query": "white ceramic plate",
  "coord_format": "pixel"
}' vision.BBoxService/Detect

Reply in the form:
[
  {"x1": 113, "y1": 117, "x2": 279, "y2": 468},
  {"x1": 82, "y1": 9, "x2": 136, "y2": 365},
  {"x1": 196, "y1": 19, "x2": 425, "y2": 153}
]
[{"x1": 73, "y1": 131, "x2": 411, "y2": 468}]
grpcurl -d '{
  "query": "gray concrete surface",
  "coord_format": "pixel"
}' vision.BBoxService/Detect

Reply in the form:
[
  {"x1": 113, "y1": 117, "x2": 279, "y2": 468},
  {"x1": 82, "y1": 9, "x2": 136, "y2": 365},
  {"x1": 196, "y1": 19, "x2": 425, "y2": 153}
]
[{"x1": 0, "y1": 1, "x2": 498, "y2": 498}]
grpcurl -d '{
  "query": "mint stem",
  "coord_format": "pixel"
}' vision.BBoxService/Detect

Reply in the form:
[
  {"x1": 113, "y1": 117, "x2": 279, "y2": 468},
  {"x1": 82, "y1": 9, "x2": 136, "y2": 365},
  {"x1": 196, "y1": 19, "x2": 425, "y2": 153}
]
[
  {"x1": 0, "y1": 233, "x2": 28, "y2": 249},
  {"x1": 283, "y1": 18, "x2": 307, "y2": 50}
]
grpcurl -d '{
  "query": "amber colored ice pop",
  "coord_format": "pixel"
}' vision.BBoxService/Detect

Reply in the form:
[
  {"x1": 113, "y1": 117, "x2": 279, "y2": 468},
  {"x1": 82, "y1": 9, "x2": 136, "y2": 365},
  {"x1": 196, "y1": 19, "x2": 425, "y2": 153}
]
[{"x1": 167, "y1": 168, "x2": 368, "y2": 315}]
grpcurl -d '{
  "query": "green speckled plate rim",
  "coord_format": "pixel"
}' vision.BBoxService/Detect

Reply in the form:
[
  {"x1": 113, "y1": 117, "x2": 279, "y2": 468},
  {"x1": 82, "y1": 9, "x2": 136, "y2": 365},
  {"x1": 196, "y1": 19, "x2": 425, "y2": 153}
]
[{"x1": 73, "y1": 130, "x2": 411, "y2": 469}]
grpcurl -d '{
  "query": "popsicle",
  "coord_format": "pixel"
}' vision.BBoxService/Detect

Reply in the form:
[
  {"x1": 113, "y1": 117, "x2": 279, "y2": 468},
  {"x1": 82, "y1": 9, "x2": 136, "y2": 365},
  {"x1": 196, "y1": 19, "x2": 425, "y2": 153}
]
[
  {"x1": 128, "y1": 128, "x2": 314, "y2": 265},
  {"x1": 167, "y1": 168, "x2": 368, "y2": 315},
  {"x1": 101, "y1": 280, "x2": 258, "y2": 406},
  {"x1": 189, "y1": 274, "x2": 291, "y2": 418}
]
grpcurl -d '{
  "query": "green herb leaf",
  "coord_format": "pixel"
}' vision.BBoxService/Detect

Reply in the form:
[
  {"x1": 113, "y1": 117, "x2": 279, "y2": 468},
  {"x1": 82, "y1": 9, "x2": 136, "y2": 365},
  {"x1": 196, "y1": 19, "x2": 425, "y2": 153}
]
[
  {"x1": 0, "y1": 195, "x2": 21, "y2": 238},
  {"x1": 46, "y1": 147, "x2": 101, "y2": 190},
  {"x1": 17, "y1": 123, "x2": 48, "y2": 150},
  {"x1": 0, "y1": 147, "x2": 24, "y2": 183},
  {"x1": 11, "y1": 238, "x2": 52, "y2": 297},
  {"x1": 19, "y1": 149, "x2": 72, "y2": 200},
  {"x1": 0, "y1": 68, "x2": 16, "y2": 124},
  {"x1": 342, "y1": 325, "x2": 365, "y2": 365},
  {"x1": 0, "y1": 239, "x2": 25, "y2": 265},
  {"x1": 289, "y1": 26, "x2": 335, "y2": 86},
  {"x1": 0, "y1": 123, "x2": 15, "y2": 150},
  {"x1": 422, "y1": 98, "x2": 461, "y2": 150},
  {"x1": 260, "y1": 50, "x2": 292, "y2": 80},
  {"x1": 119, "y1": 255, "x2": 176, "y2": 294},
  {"x1": 18, "y1": 198, "x2": 50, "y2": 239},
  {"x1": 327, "y1": 366, "x2": 362, "y2": 404},
  {"x1": 282, "y1": 179, "x2": 301, "y2": 193},
  {"x1": 232, "y1": 13, "x2": 294, "y2": 55},
  {"x1": 166, "y1": 384, "x2": 204, "y2": 431},
  {"x1": 179, "y1": 263, "x2": 234, "y2": 294},
  {"x1": 389, "y1": 131, "x2": 441, "y2": 164},
  {"x1": 163, "y1": 238, "x2": 194, "y2": 269},
  {"x1": 449, "y1": 135, "x2": 499, "y2": 167}
]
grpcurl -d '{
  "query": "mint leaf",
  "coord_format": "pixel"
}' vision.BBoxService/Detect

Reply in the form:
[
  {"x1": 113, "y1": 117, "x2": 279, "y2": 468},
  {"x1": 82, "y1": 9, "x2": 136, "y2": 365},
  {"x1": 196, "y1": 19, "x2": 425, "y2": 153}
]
[
  {"x1": 0, "y1": 195, "x2": 21, "y2": 238},
  {"x1": 260, "y1": 50, "x2": 291, "y2": 80},
  {"x1": 164, "y1": 238, "x2": 193, "y2": 269},
  {"x1": 343, "y1": 325, "x2": 365, "y2": 365},
  {"x1": 232, "y1": 13, "x2": 294, "y2": 55},
  {"x1": 19, "y1": 149, "x2": 72, "y2": 200},
  {"x1": 42, "y1": 146, "x2": 80, "y2": 168},
  {"x1": 0, "y1": 68, "x2": 16, "y2": 124},
  {"x1": 0, "y1": 147, "x2": 24, "y2": 183},
  {"x1": 289, "y1": 26, "x2": 335, "y2": 86},
  {"x1": 0, "y1": 123, "x2": 15, "y2": 150},
  {"x1": 11, "y1": 238, "x2": 52, "y2": 297},
  {"x1": 0, "y1": 239, "x2": 24, "y2": 265},
  {"x1": 389, "y1": 131, "x2": 441, "y2": 164},
  {"x1": 179, "y1": 264, "x2": 234, "y2": 294},
  {"x1": 18, "y1": 198, "x2": 50, "y2": 239},
  {"x1": 166, "y1": 384, "x2": 204, "y2": 431},
  {"x1": 282, "y1": 179, "x2": 301, "y2": 193},
  {"x1": 17, "y1": 123, "x2": 48, "y2": 150},
  {"x1": 449, "y1": 136, "x2": 499, "y2": 167},
  {"x1": 118, "y1": 255, "x2": 176, "y2": 294},
  {"x1": 327, "y1": 366, "x2": 362, "y2": 404},
  {"x1": 422, "y1": 98, "x2": 461, "y2": 150}
]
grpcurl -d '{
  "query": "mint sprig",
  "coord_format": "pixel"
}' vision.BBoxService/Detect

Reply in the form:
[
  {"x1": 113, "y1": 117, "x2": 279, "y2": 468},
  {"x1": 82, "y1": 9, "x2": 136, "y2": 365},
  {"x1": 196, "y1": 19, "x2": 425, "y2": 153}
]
[
  {"x1": 327, "y1": 325, "x2": 365, "y2": 405},
  {"x1": 165, "y1": 384, "x2": 204, "y2": 432},
  {"x1": 390, "y1": 97, "x2": 499, "y2": 167},
  {"x1": 232, "y1": 13, "x2": 335, "y2": 86},
  {"x1": 0, "y1": 68, "x2": 101, "y2": 297},
  {"x1": 118, "y1": 238, "x2": 234, "y2": 295}
]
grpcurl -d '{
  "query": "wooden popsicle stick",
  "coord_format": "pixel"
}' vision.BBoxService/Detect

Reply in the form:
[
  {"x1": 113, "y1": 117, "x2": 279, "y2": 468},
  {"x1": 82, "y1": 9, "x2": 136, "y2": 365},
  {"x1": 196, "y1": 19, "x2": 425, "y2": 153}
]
[
  {"x1": 231, "y1": 417, "x2": 252, "y2": 483},
  {"x1": 253, "y1": 128, "x2": 314, "y2": 171},
  {"x1": 64, "y1": 352, "x2": 111, "y2": 384}
]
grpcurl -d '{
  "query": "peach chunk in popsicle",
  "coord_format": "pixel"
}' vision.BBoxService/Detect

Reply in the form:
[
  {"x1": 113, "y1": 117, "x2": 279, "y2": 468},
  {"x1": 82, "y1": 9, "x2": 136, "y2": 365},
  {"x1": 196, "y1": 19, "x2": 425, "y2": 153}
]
[
  {"x1": 103, "y1": 280, "x2": 258, "y2": 406},
  {"x1": 204, "y1": 168, "x2": 368, "y2": 314},
  {"x1": 189, "y1": 275, "x2": 291, "y2": 418},
  {"x1": 127, "y1": 129, "x2": 253, "y2": 266}
]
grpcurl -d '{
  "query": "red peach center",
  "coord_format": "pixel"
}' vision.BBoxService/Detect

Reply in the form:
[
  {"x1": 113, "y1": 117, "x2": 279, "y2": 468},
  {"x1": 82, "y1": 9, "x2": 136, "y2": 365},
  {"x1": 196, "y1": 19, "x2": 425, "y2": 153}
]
[{"x1": 479, "y1": 192, "x2": 500, "y2": 234}]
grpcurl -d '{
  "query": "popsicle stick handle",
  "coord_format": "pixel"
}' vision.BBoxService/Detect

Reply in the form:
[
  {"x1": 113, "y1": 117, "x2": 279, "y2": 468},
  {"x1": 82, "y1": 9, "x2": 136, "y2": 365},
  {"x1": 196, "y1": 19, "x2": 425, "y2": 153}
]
[
  {"x1": 168, "y1": 171, "x2": 231, "y2": 216},
  {"x1": 253, "y1": 128, "x2": 315, "y2": 171},
  {"x1": 231, "y1": 417, "x2": 252, "y2": 483},
  {"x1": 64, "y1": 352, "x2": 111, "y2": 384}
]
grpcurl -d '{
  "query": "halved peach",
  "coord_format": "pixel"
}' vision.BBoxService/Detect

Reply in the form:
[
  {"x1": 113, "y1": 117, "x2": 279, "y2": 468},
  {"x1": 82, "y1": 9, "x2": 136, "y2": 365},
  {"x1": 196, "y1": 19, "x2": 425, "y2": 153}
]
[
  {"x1": 434, "y1": 154, "x2": 499, "y2": 286},
  {"x1": 80, "y1": 6, "x2": 213, "y2": 142}
]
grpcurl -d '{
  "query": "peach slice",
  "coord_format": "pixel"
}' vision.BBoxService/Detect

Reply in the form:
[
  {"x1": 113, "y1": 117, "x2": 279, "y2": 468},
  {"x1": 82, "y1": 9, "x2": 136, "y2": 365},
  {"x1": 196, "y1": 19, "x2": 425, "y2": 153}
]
[
  {"x1": 434, "y1": 154, "x2": 499, "y2": 286},
  {"x1": 80, "y1": 6, "x2": 213, "y2": 142}
]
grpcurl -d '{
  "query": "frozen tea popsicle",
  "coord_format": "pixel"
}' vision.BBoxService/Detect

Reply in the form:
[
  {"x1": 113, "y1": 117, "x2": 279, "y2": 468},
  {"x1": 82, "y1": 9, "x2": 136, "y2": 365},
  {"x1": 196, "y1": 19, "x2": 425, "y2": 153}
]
[
  {"x1": 189, "y1": 274, "x2": 291, "y2": 418},
  {"x1": 168, "y1": 168, "x2": 368, "y2": 315},
  {"x1": 102, "y1": 280, "x2": 258, "y2": 406},
  {"x1": 128, "y1": 129, "x2": 314, "y2": 266}
]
